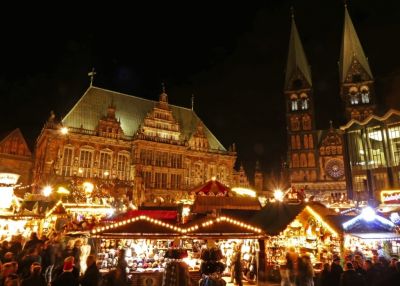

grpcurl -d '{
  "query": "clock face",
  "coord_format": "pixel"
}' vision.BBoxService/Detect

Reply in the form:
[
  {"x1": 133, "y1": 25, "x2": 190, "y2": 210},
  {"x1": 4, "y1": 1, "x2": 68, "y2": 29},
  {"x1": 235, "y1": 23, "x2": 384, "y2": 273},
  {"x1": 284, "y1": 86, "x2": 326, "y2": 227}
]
[{"x1": 325, "y1": 158, "x2": 344, "y2": 179}]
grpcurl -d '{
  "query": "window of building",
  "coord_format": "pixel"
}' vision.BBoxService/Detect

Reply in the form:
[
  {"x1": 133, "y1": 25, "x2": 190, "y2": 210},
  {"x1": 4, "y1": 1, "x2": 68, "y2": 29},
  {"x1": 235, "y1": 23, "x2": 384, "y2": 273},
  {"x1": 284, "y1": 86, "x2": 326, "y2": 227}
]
[
  {"x1": 117, "y1": 153, "x2": 130, "y2": 180},
  {"x1": 300, "y1": 93, "x2": 308, "y2": 110},
  {"x1": 307, "y1": 153, "x2": 315, "y2": 167},
  {"x1": 290, "y1": 94, "x2": 298, "y2": 111},
  {"x1": 296, "y1": 135, "x2": 301, "y2": 149},
  {"x1": 291, "y1": 117, "x2": 300, "y2": 131},
  {"x1": 360, "y1": 86, "x2": 370, "y2": 104},
  {"x1": 170, "y1": 174, "x2": 182, "y2": 190},
  {"x1": 99, "y1": 151, "x2": 112, "y2": 178},
  {"x1": 62, "y1": 146, "x2": 74, "y2": 177},
  {"x1": 300, "y1": 153, "x2": 307, "y2": 167},
  {"x1": 308, "y1": 135, "x2": 314, "y2": 149},
  {"x1": 349, "y1": 86, "x2": 359, "y2": 105},
  {"x1": 79, "y1": 149, "x2": 93, "y2": 177},
  {"x1": 292, "y1": 154, "x2": 299, "y2": 168},
  {"x1": 170, "y1": 154, "x2": 182, "y2": 168},
  {"x1": 143, "y1": 171, "x2": 152, "y2": 188},
  {"x1": 302, "y1": 115, "x2": 311, "y2": 130},
  {"x1": 304, "y1": 135, "x2": 309, "y2": 149},
  {"x1": 155, "y1": 173, "x2": 162, "y2": 189}
]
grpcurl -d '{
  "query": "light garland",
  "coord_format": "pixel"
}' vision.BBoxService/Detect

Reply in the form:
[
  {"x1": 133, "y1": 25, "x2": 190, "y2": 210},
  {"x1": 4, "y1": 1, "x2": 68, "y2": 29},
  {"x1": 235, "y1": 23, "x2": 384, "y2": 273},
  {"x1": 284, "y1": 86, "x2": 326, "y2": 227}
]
[
  {"x1": 305, "y1": 206, "x2": 339, "y2": 237},
  {"x1": 91, "y1": 215, "x2": 262, "y2": 235},
  {"x1": 342, "y1": 207, "x2": 395, "y2": 230},
  {"x1": 45, "y1": 200, "x2": 64, "y2": 217},
  {"x1": 202, "y1": 216, "x2": 263, "y2": 234},
  {"x1": 91, "y1": 215, "x2": 185, "y2": 234}
]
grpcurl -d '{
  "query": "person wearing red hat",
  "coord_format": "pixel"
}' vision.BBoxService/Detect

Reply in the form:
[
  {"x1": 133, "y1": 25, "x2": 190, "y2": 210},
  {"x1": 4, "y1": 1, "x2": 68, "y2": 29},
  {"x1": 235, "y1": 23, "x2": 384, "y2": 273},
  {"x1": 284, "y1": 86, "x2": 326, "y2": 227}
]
[{"x1": 51, "y1": 257, "x2": 79, "y2": 286}]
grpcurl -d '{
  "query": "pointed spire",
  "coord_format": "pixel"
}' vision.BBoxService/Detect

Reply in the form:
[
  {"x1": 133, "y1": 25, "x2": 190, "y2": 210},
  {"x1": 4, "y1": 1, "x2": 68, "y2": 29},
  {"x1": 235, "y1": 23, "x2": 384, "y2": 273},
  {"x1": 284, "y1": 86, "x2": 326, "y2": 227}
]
[
  {"x1": 191, "y1": 94, "x2": 194, "y2": 111},
  {"x1": 255, "y1": 160, "x2": 261, "y2": 172},
  {"x1": 339, "y1": 5, "x2": 373, "y2": 83},
  {"x1": 159, "y1": 82, "x2": 168, "y2": 104},
  {"x1": 285, "y1": 8, "x2": 312, "y2": 90}
]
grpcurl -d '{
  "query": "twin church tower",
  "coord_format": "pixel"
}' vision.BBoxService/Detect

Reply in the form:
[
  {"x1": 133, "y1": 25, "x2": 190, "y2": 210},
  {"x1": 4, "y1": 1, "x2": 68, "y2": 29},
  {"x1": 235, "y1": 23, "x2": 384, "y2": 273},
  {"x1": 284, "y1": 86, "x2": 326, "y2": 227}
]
[{"x1": 284, "y1": 5, "x2": 375, "y2": 196}]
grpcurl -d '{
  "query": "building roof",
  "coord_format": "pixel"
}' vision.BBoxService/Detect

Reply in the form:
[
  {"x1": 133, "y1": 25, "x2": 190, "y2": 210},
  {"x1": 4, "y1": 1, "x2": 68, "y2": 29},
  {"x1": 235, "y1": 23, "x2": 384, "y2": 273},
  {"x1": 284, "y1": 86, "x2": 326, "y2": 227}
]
[
  {"x1": 190, "y1": 179, "x2": 232, "y2": 196},
  {"x1": 192, "y1": 196, "x2": 261, "y2": 213},
  {"x1": 284, "y1": 16, "x2": 312, "y2": 90},
  {"x1": 339, "y1": 6, "x2": 373, "y2": 83},
  {"x1": 62, "y1": 86, "x2": 226, "y2": 151},
  {"x1": 340, "y1": 108, "x2": 400, "y2": 130}
]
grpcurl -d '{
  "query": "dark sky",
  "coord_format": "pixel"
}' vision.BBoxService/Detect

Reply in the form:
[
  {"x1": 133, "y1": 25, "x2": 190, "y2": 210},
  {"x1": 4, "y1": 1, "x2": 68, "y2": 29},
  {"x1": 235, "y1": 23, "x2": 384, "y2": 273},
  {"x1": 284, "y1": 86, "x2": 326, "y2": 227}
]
[{"x1": 2, "y1": 0, "x2": 400, "y2": 178}]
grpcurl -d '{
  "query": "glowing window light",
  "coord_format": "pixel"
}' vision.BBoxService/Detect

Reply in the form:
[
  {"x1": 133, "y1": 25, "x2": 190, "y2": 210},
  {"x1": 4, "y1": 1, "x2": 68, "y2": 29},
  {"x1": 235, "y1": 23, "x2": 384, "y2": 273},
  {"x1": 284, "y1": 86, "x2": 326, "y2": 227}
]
[
  {"x1": 274, "y1": 189, "x2": 284, "y2": 201},
  {"x1": 231, "y1": 187, "x2": 256, "y2": 197},
  {"x1": 42, "y1": 186, "x2": 53, "y2": 197}
]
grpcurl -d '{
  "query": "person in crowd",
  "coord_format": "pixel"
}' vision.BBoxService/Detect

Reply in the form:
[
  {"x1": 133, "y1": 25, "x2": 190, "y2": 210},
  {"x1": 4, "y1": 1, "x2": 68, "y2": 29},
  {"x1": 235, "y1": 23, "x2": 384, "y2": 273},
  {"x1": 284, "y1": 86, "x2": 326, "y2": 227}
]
[
  {"x1": 364, "y1": 260, "x2": 378, "y2": 286},
  {"x1": 18, "y1": 247, "x2": 41, "y2": 279},
  {"x1": 1, "y1": 263, "x2": 16, "y2": 286},
  {"x1": 298, "y1": 254, "x2": 314, "y2": 286},
  {"x1": 116, "y1": 249, "x2": 127, "y2": 282},
  {"x1": 79, "y1": 255, "x2": 100, "y2": 286},
  {"x1": 3, "y1": 273, "x2": 20, "y2": 286},
  {"x1": 330, "y1": 256, "x2": 343, "y2": 286},
  {"x1": 286, "y1": 247, "x2": 299, "y2": 286},
  {"x1": 2, "y1": 253, "x2": 14, "y2": 263},
  {"x1": 22, "y1": 233, "x2": 41, "y2": 253},
  {"x1": 20, "y1": 262, "x2": 46, "y2": 286},
  {"x1": 320, "y1": 263, "x2": 333, "y2": 286},
  {"x1": 51, "y1": 256, "x2": 79, "y2": 286},
  {"x1": 339, "y1": 262, "x2": 364, "y2": 286},
  {"x1": 0, "y1": 241, "x2": 10, "y2": 262},
  {"x1": 8, "y1": 237, "x2": 22, "y2": 258},
  {"x1": 232, "y1": 244, "x2": 243, "y2": 286},
  {"x1": 71, "y1": 240, "x2": 82, "y2": 274},
  {"x1": 353, "y1": 260, "x2": 366, "y2": 276}
]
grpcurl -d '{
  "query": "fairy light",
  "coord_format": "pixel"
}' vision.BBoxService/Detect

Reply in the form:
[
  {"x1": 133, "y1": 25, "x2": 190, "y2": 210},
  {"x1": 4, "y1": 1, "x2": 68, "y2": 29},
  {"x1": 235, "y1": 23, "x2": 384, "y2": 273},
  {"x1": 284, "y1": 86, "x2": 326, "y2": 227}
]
[{"x1": 305, "y1": 206, "x2": 339, "y2": 237}]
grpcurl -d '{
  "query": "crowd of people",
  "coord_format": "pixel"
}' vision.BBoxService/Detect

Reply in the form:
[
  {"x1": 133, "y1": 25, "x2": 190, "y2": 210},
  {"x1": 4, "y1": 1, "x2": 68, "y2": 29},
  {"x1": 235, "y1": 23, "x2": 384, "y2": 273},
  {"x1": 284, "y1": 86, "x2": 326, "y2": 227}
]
[
  {"x1": 281, "y1": 247, "x2": 400, "y2": 286},
  {"x1": 0, "y1": 232, "x2": 102, "y2": 286}
]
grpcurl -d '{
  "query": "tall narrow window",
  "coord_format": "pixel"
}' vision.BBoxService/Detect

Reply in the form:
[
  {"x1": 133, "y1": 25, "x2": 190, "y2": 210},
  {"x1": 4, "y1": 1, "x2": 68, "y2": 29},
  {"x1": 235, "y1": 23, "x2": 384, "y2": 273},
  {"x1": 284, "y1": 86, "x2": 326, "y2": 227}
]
[
  {"x1": 62, "y1": 147, "x2": 73, "y2": 177},
  {"x1": 99, "y1": 151, "x2": 112, "y2": 178},
  {"x1": 117, "y1": 154, "x2": 130, "y2": 180},
  {"x1": 79, "y1": 149, "x2": 93, "y2": 178}
]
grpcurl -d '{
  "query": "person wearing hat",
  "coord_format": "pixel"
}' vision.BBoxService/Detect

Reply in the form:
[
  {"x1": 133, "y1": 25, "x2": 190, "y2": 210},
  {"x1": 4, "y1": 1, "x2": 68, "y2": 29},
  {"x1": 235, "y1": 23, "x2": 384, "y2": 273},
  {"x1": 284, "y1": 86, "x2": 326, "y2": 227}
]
[
  {"x1": 21, "y1": 262, "x2": 46, "y2": 286},
  {"x1": 330, "y1": 256, "x2": 343, "y2": 286},
  {"x1": 51, "y1": 256, "x2": 79, "y2": 286}
]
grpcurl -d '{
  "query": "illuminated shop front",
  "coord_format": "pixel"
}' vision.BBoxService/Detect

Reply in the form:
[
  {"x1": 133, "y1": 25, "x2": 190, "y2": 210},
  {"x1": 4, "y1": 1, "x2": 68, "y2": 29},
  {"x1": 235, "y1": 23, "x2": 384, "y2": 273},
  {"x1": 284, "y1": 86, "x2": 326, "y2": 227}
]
[
  {"x1": 341, "y1": 109, "x2": 400, "y2": 202},
  {"x1": 342, "y1": 206, "x2": 400, "y2": 258}
]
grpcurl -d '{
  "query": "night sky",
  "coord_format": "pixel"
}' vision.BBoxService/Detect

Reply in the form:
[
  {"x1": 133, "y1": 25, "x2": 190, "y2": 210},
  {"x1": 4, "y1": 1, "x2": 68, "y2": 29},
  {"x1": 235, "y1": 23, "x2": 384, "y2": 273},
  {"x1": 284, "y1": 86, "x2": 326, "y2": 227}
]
[{"x1": 2, "y1": 0, "x2": 400, "y2": 178}]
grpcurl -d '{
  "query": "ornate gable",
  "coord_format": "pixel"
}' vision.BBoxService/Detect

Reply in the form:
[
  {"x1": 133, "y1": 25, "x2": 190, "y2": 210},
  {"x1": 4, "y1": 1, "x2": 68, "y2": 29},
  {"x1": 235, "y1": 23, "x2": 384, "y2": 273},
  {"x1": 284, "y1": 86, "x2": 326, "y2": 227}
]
[
  {"x1": 137, "y1": 89, "x2": 182, "y2": 142},
  {"x1": 96, "y1": 101, "x2": 124, "y2": 139},
  {"x1": 0, "y1": 128, "x2": 31, "y2": 157},
  {"x1": 189, "y1": 122, "x2": 209, "y2": 150}
]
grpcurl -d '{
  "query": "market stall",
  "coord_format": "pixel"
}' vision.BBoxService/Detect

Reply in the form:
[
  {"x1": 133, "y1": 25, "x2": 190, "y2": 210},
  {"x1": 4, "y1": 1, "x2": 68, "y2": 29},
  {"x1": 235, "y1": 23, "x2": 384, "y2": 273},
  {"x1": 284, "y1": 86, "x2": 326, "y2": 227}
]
[{"x1": 342, "y1": 206, "x2": 400, "y2": 258}]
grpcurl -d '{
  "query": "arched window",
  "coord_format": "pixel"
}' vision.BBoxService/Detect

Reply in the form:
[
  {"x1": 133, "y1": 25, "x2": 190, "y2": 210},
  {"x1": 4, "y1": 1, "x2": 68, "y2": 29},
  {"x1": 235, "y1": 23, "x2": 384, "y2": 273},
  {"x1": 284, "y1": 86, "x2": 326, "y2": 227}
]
[
  {"x1": 62, "y1": 145, "x2": 74, "y2": 177},
  {"x1": 360, "y1": 86, "x2": 370, "y2": 104},
  {"x1": 302, "y1": 115, "x2": 311, "y2": 130},
  {"x1": 291, "y1": 117, "x2": 300, "y2": 131},
  {"x1": 349, "y1": 86, "x2": 359, "y2": 105},
  {"x1": 300, "y1": 153, "x2": 307, "y2": 167},
  {"x1": 290, "y1": 94, "x2": 298, "y2": 111},
  {"x1": 300, "y1": 93, "x2": 309, "y2": 110},
  {"x1": 296, "y1": 135, "x2": 301, "y2": 149},
  {"x1": 99, "y1": 150, "x2": 113, "y2": 179},
  {"x1": 117, "y1": 152, "x2": 130, "y2": 180},
  {"x1": 304, "y1": 135, "x2": 309, "y2": 149},
  {"x1": 292, "y1": 154, "x2": 299, "y2": 168},
  {"x1": 308, "y1": 135, "x2": 314, "y2": 149},
  {"x1": 79, "y1": 147, "x2": 94, "y2": 178}
]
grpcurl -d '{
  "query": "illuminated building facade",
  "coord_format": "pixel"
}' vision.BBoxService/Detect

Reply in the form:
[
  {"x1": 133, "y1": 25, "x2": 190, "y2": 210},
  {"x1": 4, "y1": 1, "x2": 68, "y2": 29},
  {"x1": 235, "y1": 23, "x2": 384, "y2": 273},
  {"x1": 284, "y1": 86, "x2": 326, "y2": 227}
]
[
  {"x1": 284, "y1": 12, "x2": 347, "y2": 197},
  {"x1": 341, "y1": 109, "x2": 400, "y2": 202},
  {"x1": 33, "y1": 85, "x2": 236, "y2": 205},
  {"x1": 0, "y1": 128, "x2": 32, "y2": 186}
]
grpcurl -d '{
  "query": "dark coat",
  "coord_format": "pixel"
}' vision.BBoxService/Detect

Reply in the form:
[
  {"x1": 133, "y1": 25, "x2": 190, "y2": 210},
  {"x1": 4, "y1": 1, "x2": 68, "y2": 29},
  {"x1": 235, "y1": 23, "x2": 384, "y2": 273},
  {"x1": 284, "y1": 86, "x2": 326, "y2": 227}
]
[
  {"x1": 331, "y1": 263, "x2": 343, "y2": 286},
  {"x1": 21, "y1": 274, "x2": 47, "y2": 286},
  {"x1": 79, "y1": 263, "x2": 100, "y2": 286},
  {"x1": 51, "y1": 271, "x2": 79, "y2": 286},
  {"x1": 339, "y1": 270, "x2": 365, "y2": 286}
]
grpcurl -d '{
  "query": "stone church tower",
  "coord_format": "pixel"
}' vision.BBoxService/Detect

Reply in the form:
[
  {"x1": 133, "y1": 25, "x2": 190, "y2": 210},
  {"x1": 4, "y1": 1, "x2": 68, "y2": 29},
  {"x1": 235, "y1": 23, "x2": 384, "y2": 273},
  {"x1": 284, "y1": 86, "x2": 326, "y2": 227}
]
[
  {"x1": 284, "y1": 13, "x2": 318, "y2": 184},
  {"x1": 340, "y1": 5, "x2": 376, "y2": 121}
]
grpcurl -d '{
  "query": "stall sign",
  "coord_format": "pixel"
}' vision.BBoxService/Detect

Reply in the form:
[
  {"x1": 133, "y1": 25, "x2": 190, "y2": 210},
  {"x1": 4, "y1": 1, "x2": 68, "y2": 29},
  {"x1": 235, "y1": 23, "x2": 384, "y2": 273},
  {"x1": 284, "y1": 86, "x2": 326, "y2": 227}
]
[
  {"x1": 381, "y1": 190, "x2": 400, "y2": 204},
  {"x1": 0, "y1": 173, "x2": 20, "y2": 185}
]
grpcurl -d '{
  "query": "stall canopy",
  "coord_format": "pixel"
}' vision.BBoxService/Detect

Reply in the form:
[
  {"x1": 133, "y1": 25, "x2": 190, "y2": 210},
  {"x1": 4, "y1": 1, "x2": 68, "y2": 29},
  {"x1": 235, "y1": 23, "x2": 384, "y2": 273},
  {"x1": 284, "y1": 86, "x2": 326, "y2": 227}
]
[
  {"x1": 240, "y1": 202, "x2": 305, "y2": 236},
  {"x1": 192, "y1": 196, "x2": 261, "y2": 213},
  {"x1": 91, "y1": 215, "x2": 182, "y2": 239},
  {"x1": 190, "y1": 179, "x2": 232, "y2": 196},
  {"x1": 182, "y1": 215, "x2": 264, "y2": 239}
]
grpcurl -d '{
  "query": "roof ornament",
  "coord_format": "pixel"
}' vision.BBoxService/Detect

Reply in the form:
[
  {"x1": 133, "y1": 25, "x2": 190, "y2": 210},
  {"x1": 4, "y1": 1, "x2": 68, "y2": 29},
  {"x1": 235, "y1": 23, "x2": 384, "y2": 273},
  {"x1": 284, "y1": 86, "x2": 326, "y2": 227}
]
[
  {"x1": 191, "y1": 94, "x2": 195, "y2": 111},
  {"x1": 290, "y1": 5, "x2": 294, "y2": 19},
  {"x1": 329, "y1": 120, "x2": 334, "y2": 130},
  {"x1": 88, "y1": 68, "x2": 96, "y2": 87}
]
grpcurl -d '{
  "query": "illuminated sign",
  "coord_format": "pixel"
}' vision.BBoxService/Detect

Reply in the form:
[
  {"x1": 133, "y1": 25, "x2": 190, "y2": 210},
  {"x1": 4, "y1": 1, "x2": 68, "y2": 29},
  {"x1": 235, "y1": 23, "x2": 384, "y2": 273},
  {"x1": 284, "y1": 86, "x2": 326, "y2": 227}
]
[
  {"x1": 381, "y1": 190, "x2": 400, "y2": 204},
  {"x1": 0, "y1": 173, "x2": 20, "y2": 185}
]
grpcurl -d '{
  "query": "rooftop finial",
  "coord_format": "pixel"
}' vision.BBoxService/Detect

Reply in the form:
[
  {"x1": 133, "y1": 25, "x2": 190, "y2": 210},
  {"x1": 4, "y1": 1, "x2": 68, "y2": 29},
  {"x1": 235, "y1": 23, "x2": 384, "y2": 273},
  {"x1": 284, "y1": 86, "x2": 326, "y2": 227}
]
[
  {"x1": 329, "y1": 120, "x2": 334, "y2": 129},
  {"x1": 191, "y1": 94, "x2": 194, "y2": 111},
  {"x1": 290, "y1": 6, "x2": 294, "y2": 19},
  {"x1": 161, "y1": 82, "x2": 166, "y2": 94},
  {"x1": 344, "y1": 0, "x2": 348, "y2": 8},
  {"x1": 88, "y1": 68, "x2": 96, "y2": 87}
]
